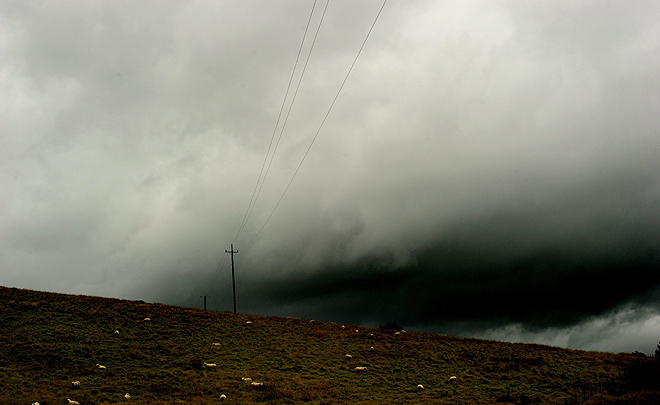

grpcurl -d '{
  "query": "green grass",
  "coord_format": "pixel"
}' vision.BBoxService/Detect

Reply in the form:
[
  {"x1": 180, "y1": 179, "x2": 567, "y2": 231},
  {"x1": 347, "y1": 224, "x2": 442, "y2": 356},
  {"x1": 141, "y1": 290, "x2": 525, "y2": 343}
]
[{"x1": 1, "y1": 286, "x2": 659, "y2": 404}]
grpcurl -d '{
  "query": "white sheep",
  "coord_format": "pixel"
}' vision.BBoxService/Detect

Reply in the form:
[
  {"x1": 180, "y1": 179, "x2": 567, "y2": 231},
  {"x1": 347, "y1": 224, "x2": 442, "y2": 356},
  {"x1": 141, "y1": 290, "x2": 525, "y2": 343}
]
[
  {"x1": 31, "y1": 402, "x2": 40, "y2": 405},
  {"x1": 246, "y1": 321, "x2": 253, "y2": 325},
  {"x1": 309, "y1": 320, "x2": 315, "y2": 324},
  {"x1": 96, "y1": 363, "x2": 107, "y2": 369},
  {"x1": 203, "y1": 362, "x2": 217, "y2": 367},
  {"x1": 143, "y1": 317, "x2": 151, "y2": 322},
  {"x1": 345, "y1": 354, "x2": 353, "y2": 360},
  {"x1": 251, "y1": 382, "x2": 264, "y2": 387},
  {"x1": 369, "y1": 346, "x2": 375, "y2": 351},
  {"x1": 71, "y1": 380, "x2": 80, "y2": 387},
  {"x1": 220, "y1": 394, "x2": 227, "y2": 401},
  {"x1": 354, "y1": 329, "x2": 359, "y2": 333},
  {"x1": 417, "y1": 384, "x2": 425, "y2": 391},
  {"x1": 394, "y1": 331, "x2": 401, "y2": 336},
  {"x1": 354, "y1": 366, "x2": 367, "y2": 371},
  {"x1": 212, "y1": 342, "x2": 221, "y2": 346},
  {"x1": 448, "y1": 376, "x2": 457, "y2": 383},
  {"x1": 67, "y1": 399, "x2": 80, "y2": 405},
  {"x1": 124, "y1": 393, "x2": 131, "y2": 399},
  {"x1": 114, "y1": 330, "x2": 120, "y2": 335},
  {"x1": 242, "y1": 377, "x2": 252, "y2": 382}
]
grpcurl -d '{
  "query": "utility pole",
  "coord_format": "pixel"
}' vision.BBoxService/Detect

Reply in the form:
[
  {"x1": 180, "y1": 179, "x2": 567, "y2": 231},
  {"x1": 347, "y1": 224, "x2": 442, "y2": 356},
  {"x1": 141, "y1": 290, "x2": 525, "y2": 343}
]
[
  {"x1": 225, "y1": 244, "x2": 238, "y2": 314},
  {"x1": 200, "y1": 295, "x2": 210, "y2": 311}
]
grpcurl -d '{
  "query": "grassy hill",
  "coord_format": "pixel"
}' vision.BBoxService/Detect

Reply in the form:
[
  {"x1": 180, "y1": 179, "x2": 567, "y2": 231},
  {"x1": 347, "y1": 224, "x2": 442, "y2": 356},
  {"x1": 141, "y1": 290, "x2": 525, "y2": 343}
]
[{"x1": 2, "y1": 286, "x2": 660, "y2": 405}]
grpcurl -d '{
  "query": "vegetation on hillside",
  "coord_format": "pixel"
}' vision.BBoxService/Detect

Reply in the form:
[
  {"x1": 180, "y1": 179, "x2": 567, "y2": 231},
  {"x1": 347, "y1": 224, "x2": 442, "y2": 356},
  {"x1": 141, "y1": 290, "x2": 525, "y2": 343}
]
[{"x1": 1, "y1": 286, "x2": 659, "y2": 404}]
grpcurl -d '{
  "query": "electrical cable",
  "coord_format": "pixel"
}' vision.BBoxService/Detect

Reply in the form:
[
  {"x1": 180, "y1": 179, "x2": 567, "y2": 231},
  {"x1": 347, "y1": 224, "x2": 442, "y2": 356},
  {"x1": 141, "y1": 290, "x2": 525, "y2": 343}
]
[
  {"x1": 242, "y1": 0, "x2": 330, "y2": 246},
  {"x1": 243, "y1": 0, "x2": 388, "y2": 250},
  {"x1": 232, "y1": 0, "x2": 319, "y2": 244},
  {"x1": 210, "y1": 1, "x2": 323, "y2": 302}
]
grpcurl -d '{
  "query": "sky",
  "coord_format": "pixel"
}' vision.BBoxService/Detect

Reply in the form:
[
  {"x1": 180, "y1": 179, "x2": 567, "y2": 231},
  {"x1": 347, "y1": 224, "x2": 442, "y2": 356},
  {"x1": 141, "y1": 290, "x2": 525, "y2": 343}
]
[{"x1": 2, "y1": 0, "x2": 659, "y2": 354}]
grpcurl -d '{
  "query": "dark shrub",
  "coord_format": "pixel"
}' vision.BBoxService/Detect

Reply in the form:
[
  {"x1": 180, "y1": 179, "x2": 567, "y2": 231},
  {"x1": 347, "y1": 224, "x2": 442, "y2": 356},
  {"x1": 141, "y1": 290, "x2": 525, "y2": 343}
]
[
  {"x1": 624, "y1": 358, "x2": 660, "y2": 391},
  {"x1": 378, "y1": 321, "x2": 403, "y2": 331}
]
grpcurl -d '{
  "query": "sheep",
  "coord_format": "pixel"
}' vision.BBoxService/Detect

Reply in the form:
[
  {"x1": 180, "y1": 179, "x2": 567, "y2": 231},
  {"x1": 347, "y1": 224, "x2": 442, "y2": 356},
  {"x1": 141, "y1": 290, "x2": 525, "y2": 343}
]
[
  {"x1": 124, "y1": 393, "x2": 131, "y2": 399},
  {"x1": 71, "y1": 380, "x2": 81, "y2": 388},
  {"x1": 354, "y1": 329, "x2": 359, "y2": 333},
  {"x1": 309, "y1": 320, "x2": 315, "y2": 324},
  {"x1": 394, "y1": 331, "x2": 401, "y2": 336},
  {"x1": 447, "y1": 376, "x2": 457, "y2": 383},
  {"x1": 341, "y1": 325, "x2": 346, "y2": 329},
  {"x1": 246, "y1": 321, "x2": 253, "y2": 325},
  {"x1": 242, "y1": 377, "x2": 252, "y2": 382},
  {"x1": 417, "y1": 384, "x2": 425, "y2": 391},
  {"x1": 251, "y1": 382, "x2": 264, "y2": 387},
  {"x1": 143, "y1": 317, "x2": 151, "y2": 322},
  {"x1": 67, "y1": 399, "x2": 80, "y2": 405},
  {"x1": 203, "y1": 362, "x2": 217, "y2": 367},
  {"x1": 354, "y1": 366, "x2": 367, "y2": 371},
  {"x1": 345, "y1": 354, "x2": 353, "y2": 360},
  {"x1": 369, "y1": 346, "x2": 375, "y2": 351},
  {"x1": 220, "y1": 394, "x2": 227, "y2": 401},
  {"x1": 96, "y1": 363, "x2": 107, "y2": 369},
  {"x1": 31, "y1": 402, "x2": 40, "y2": 405},
  {"x1": 212, "y1": 342, "x2": 221, "y2": 346}
]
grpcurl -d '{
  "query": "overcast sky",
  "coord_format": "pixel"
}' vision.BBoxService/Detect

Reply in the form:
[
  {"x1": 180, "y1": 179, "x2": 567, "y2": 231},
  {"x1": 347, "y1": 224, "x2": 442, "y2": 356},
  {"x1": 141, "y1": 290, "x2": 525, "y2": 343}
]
[{"x1": 2, "y1": 0, "x2": 659, "y2": 354}]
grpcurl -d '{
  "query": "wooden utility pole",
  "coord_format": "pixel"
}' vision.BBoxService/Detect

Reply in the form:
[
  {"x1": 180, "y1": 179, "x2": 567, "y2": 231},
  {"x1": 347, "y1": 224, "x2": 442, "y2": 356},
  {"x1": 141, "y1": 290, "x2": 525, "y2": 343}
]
[
  {"x1": 200, "y1": 295, "x2": 210, "y2": 311},
  {"x1": 225, "y1": 244, "x2": 239, "y2": 314}
]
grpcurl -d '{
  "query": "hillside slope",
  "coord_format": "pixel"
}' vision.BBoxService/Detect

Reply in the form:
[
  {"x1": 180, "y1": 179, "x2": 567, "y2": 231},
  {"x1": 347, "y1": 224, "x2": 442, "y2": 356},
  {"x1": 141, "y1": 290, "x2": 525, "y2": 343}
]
[{"x1": 1, "y1": 286, "x2": 659, "y2": 405}]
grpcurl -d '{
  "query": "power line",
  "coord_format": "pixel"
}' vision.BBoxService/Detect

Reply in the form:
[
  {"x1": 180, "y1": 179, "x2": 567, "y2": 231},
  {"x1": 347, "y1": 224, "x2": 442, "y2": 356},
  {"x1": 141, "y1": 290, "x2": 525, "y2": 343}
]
[
  {"x1": 208, "y1": 1, "x2": 388, "y2": 305},
  {"x1": 243, "y1": 0, "x2": 388, "y2": 250},
  {"x1": 205, "y1": 251, "x2": 229, "y2": 298},
  {"x1": 209, "y1": 3, "x2": 327, "y2": 308},
  {"x1": 233, "y1": 0, "x2": 320, "y2": 244},
  {"x1": 245, "y1": 0, "x2": 331, "y2": 242}
]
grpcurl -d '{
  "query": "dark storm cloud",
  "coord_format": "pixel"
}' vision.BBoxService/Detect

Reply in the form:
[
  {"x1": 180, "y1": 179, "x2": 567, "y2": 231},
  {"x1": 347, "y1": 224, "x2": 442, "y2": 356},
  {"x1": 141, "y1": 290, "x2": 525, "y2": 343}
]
[{"x1": 242, "y1": 174, "x2": 660, "y2": 328}]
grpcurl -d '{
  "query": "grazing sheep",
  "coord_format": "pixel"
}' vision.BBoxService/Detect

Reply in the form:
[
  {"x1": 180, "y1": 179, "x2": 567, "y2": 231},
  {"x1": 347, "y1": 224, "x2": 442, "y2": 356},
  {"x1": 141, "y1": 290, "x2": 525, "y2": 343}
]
[
  {"x1": 417, "y1": 384, "x2": 425, "y2": 391},
  {"x1": 220, "y1": 394, "x2": 227, "y2": 401},
  {"x1": 67, "y1": 399, "x2": 80, "y2": 405},
  {"x1": 124, "y1": 393, "x2": 131, "y2": 399},
  {"x1": 203, "y1": 362, "x2": 217, "y2": 367},
  {"x1": 448, "y1": 376, "x2": 457, "y2": 383},
  {"x1": 369, "y1": 346, "x2": 375, "y2": 351},
  {"x1": 212, "y1": 342, "x2": 221, "y2": 346},
  {"x1": 242, "y1": 377, "x2": 252, "y2": 382},
  {"x1": 354, "y1": 366, "x2": 367, "y2": 371},
  {"x1": 31, "y1": 402, "x2": 40, "y2": 405},
  {"x1": 114, "y1": 330, "x2": 120, "y2": 335},
  {"x1": 251, "y1": 382, "x2": 264, "y2": 387},
  {"x1": 309, "y1": 320, "x2": 315, "y2": 324},
  {"x1": 354, "y1": 329, "x2": 359, "y2": 333},
  {"x1": 96, "y1": 363, "x2": 107, "y2": 369},
  {"x1": 394, "y1": 331, "x2": 401, "y2": 336},
  {"x1": 345, "y1": 354, "x2": 353, "y2": 360},
  {"x1": 246, "y1": 321, "x2": 253, "y2": 325},
  {"x1": 71, "y1": 380, "x2": 80, "y2": 388},
  {"x1": 341, "y1": 325, "x2": 345, "y2": 329},
  {"x1": 401, "y1": 330, "x2": 408, "y2": 334}
]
